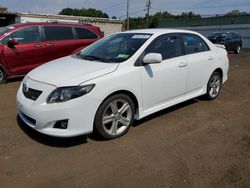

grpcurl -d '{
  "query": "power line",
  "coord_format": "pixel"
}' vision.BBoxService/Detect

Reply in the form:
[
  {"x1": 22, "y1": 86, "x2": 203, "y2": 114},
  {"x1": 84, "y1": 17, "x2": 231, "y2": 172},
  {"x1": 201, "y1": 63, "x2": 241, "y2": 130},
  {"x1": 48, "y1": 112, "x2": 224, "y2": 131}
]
[{"x1": 117, "y1": 9, "x2": 145, "y2": 18}]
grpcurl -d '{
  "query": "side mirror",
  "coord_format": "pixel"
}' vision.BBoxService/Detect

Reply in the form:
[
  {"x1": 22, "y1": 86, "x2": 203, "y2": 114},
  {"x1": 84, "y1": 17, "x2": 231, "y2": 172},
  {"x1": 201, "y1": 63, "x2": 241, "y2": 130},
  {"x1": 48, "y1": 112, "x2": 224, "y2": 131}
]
[
  {"x1": 143, "y1": 53, "x2": 162, "y2": 64},
  {"x1": 7, "y1": 39, "x2": 18, "y2": 48}
]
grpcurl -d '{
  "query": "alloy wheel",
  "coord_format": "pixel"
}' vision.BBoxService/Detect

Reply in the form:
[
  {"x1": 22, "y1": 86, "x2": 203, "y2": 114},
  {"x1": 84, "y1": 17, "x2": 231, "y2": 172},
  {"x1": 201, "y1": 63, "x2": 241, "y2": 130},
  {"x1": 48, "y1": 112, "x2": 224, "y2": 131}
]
[
  {"x1": 102, "y1": 99, "x2": 132, "y2": 136},
  {"x1": 208, "y1": 74, "x2": 221, "y2": 98}
]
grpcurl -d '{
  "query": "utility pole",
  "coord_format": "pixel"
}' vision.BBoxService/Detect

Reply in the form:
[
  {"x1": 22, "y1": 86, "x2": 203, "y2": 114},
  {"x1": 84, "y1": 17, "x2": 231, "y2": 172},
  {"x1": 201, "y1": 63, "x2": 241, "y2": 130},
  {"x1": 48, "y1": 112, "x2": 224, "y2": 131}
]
[
  {"x1": 146, "y1": 0, "x2": 152, "y2": 28},
  {"x1": 127, "y1": 0, "x2": 129, "y2": 30}
]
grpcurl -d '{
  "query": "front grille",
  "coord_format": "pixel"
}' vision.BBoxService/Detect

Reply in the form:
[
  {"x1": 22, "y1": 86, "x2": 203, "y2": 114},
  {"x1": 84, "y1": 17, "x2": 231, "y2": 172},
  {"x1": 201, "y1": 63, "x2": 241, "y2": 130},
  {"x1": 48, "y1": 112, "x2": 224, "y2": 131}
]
[
  {"x1": 21, "y1": 112, "x2": 36, "y2": 125},
  {"x1": 23, "y1": 85, "x2": 42, "y2": 101}
]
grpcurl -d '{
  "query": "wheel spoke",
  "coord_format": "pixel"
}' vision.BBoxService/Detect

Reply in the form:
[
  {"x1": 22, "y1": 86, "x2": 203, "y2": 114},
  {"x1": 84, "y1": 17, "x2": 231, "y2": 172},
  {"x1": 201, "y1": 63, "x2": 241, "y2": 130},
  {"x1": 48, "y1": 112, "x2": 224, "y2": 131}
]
[
  {"x1": 110, "y1": 120, "x2": 118, "y2": 135},
  {"x1": 110, "y1": 101, "x2": 118, "y2": 114},
  {"x1": 102, "y1": 115, "x2": 114, "y2": 124},
  {"x1": 215, "y1": 80, "x2": 220, "y2": 87},
  {"x1": 119, "y1": 116, "x2": 129, "y2": 126},
  {"x1": 119, "y1": 102, "x2": 129, "y2": 115}
]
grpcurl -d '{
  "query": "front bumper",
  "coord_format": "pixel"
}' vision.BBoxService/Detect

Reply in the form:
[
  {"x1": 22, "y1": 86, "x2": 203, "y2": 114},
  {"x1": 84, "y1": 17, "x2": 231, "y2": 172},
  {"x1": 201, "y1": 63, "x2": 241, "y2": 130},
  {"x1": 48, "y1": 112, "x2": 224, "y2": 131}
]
[{"x1": 16, "y1": 78, "x2": 99, "y2": 137}]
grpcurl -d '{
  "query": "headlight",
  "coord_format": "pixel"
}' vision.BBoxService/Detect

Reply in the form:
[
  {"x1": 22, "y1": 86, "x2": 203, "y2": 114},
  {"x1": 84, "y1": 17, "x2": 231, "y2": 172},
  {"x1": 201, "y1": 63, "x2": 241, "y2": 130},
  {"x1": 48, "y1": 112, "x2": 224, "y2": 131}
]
[{"x1": 47, "y1": 84, "x2": 95, "y2": 103}]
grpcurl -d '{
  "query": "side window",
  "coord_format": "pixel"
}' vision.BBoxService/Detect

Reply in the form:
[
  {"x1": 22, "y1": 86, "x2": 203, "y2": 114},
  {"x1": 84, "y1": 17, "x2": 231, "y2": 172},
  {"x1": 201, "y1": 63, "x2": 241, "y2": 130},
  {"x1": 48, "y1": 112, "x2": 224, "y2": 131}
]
[
  {"x1": 226, "y1": 33, "x2": 233, "y2": 40},
  {"x1": 1, "y1": 26, "x2": 40, "y2": 45},
  {"x1": 183, "y1": 34, "x2": 209, "y2": 55},
  {"x1": 44, "y1": 26, "x2": 74, "y2": 41},
  {"x1": 232, "y1": 33, "x2": 238, "y2": 39},
  {"x1": 145, "y1": 34, "x2": 182, "y2": 60},
  {"x1": 75, "y1": 28, "x2": 98, "y2": 39}
]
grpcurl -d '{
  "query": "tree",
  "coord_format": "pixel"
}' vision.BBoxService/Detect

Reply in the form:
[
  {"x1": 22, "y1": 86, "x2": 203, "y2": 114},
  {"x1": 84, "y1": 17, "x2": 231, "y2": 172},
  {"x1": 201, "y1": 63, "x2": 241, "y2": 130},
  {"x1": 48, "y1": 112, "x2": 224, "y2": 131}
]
[
  {"x1": 226, "y1": 10, "x2": 248, "y2": 16},
  {"x1": 59, "y1": 8, "x2": 109, "y2": 18},
  {"x1": 127, "y1": 11, "x2": 201, "y2": 29}
]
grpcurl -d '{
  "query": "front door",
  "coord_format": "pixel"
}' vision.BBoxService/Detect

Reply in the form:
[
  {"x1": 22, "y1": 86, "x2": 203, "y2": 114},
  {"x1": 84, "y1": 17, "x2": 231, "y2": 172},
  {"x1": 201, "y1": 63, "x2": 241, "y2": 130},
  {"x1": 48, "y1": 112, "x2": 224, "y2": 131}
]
[
  {"x1": 140, "y1": 34, "x2": 187, "y2": 111},
  {"x1": 2, "y1": 26, "x2": 44, "y2": 75}
]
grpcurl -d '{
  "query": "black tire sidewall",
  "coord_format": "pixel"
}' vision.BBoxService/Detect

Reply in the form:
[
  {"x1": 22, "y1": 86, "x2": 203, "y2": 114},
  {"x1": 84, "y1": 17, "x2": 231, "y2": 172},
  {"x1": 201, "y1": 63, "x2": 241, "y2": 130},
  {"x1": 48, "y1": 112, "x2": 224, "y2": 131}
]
[
  {"x1": 0, "y1": 68, "x2": 6, "y2": 84},
  {"x1": 206, "y1": 72, "x2": 222, "y2": 100},
  {"x1": 94, "y1": 94, "x2": 135, "y2": 140}
]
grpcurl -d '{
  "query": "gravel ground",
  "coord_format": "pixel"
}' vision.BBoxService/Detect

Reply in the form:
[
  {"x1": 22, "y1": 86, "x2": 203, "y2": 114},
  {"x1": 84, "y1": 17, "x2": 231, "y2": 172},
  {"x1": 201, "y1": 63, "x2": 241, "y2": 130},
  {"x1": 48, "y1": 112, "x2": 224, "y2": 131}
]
[{"x1": 0, "y1": 52, "x2": 249, "y2": 188}]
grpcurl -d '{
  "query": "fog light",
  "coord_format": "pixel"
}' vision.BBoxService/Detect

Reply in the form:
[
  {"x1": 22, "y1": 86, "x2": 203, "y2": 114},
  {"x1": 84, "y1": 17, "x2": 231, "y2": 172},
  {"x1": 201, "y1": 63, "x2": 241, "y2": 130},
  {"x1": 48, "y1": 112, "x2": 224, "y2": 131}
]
[{"x1": 53, "y1": 120, "x2": 68, "y2": 129}]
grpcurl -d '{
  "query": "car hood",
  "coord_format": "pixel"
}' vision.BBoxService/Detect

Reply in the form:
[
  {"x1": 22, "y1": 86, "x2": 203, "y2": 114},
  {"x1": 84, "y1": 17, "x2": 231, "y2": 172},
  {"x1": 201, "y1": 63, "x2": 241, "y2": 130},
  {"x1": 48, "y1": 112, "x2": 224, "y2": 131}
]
[{"x1": 28, "y1": 56, "x2": 119, "y2": 87}]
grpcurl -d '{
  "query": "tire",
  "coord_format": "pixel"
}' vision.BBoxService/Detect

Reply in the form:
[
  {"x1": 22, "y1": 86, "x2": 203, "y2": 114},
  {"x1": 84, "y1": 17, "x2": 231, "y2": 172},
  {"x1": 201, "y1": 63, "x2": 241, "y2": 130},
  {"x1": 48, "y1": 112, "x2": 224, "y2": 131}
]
[
  {"x1": 204, "y1": 71, "x2": 222, "y2": 100},
  {"x1": 0, "y1": 67, "x2": 7, "y2": 84},
  {"x1": 94, "y1": 94, "x2": 135, "y2": 140},
  {"x1": 234, "y1": 45, "x2": 240, "y2": 54}
]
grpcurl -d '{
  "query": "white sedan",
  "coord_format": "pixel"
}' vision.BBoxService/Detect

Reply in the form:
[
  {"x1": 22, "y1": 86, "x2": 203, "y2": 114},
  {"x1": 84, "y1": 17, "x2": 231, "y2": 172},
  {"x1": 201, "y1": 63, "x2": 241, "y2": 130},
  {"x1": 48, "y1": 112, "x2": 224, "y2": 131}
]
[{"x1": 16, "y1": 29, "x2": 229, "y2": 139}]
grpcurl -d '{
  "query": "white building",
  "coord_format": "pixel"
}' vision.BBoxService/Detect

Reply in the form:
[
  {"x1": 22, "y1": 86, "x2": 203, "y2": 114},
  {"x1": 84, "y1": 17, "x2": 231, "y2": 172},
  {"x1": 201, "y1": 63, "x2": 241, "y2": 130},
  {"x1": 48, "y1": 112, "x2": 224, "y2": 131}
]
[{"x1": 1, "y1": 10, "x2": 124, "y2": 36}]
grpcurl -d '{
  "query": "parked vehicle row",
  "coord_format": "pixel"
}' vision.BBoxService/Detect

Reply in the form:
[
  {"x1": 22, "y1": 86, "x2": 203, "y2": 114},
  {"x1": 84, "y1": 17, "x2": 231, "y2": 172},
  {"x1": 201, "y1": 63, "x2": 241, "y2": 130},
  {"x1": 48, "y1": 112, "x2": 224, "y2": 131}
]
[
  {"x1": 16, "y1": 29, "x2": 229, "y2": 139},
  {"x1": 207, "y1": 32, "x2": 242, "y2": 54},
  {"x1": 0, "y1": 23, "x2": 104, "y2": 83}
]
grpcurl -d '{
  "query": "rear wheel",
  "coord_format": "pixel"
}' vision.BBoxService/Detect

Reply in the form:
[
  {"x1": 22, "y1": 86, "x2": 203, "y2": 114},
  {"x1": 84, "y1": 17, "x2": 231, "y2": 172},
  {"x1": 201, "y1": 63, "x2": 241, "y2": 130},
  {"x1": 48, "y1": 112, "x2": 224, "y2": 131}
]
[
  {"x1": 234, "y1": 45, "x2": 240, "y2": 54},
  {"x1": 94, "y1": 94, "x2": 135, "y2": 140},
  {"x1": 0, "y1": 68, "x2": 7, "y2": 84},
  {"x1": 204, "y1": 71, "x2": 222, "y2": 100}
]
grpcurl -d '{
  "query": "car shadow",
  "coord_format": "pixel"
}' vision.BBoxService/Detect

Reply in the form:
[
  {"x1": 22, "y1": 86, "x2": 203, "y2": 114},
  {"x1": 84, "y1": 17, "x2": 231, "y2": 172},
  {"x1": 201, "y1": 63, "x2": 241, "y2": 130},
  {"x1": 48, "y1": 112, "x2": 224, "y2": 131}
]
[
  {"x1": 7, "y1": 77, "x2": 23, "y2": 83},
  {"x1": 133, "y1": 98, "x2": 199, "y2": 127},
  {"x1": 90, "y1": 98, "x2": 200, "y2": 141},
  {"x1": 16, "y1": 115, "x2": 88, "y2": 148},
  {"x1": 17, "y1": 98, "x2": 201, "y2": 145}
]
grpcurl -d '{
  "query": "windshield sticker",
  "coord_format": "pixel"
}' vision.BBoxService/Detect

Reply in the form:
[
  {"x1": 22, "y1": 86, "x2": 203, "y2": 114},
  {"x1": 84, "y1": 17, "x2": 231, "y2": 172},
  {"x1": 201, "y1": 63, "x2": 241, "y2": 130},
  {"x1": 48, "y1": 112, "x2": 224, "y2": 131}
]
[
  {"x1": 132, "y1": 34, "x2": 151, "y2": 39},
  {"x1": 117, "y1": 54, "x2": 129, "y2": 59}
]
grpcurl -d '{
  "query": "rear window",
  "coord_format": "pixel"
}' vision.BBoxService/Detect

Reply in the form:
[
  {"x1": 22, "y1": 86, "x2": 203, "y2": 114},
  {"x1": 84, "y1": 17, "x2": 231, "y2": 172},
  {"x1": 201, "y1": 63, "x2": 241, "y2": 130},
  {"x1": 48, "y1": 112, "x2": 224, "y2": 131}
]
[
  {"x1": 44, "y1": 26, "x2": 74, "y2": 41},
  {"x1": 75, "y1": 27, "x2": 98, "y2": 39}
]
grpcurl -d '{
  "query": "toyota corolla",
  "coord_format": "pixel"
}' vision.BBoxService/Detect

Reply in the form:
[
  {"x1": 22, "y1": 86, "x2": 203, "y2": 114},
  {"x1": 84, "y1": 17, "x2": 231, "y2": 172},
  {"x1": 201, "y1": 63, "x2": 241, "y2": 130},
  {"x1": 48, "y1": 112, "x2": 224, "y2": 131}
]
[{"x1": 16, "y1": 29, "x2": 229, "y2": 139}]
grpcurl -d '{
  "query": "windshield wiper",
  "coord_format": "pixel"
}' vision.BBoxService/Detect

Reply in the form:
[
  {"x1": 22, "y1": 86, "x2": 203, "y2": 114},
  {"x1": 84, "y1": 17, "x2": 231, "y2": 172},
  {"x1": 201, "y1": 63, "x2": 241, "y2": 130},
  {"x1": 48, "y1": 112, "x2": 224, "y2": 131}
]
[{"x1": 81, "y1": 55, "x2": 109, "y2": 62}]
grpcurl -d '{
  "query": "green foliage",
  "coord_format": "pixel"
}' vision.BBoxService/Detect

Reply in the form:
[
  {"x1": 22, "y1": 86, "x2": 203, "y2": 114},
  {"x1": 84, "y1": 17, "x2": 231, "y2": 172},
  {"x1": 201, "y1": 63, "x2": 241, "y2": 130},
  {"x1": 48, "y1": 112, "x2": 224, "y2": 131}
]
[
  {"x1": 59, "y1": 7, "x2": 109, "y2": 18},
  {"x1": 128, "y1": 11, "x2": 201, "y2": 29},
  {"x1": 226, "y1": 10, "x2": 248, "y2": 16}
]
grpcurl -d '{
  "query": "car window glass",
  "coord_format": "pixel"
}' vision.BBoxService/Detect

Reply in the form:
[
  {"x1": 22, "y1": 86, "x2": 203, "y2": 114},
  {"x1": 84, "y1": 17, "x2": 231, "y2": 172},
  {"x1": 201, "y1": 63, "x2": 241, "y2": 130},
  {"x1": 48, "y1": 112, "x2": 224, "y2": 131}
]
[
  {"x1": 145, "y1": 34, "x2": 182, "y2": 60},
  {"x1": 44, "y1": 26, "x2": 74, "y2": 41},
  {"x1": 232, "y1": 33, "x2": 238, "y2": 39},
  {"x1": 79, "y1": 33, "x2": 152, "y2": 63},
  {"x1": 1, "y1": 26, "x2": 40, "y2": 45},
  {"x1": 183, "y1": 34, "x2": 209, "y2": 55},
  {"x1": 226, "y1": 33, "x2": 233, "y2": 40},
  {"x1": 75, "y1": 28, "x2": 98, "y2": 39}
]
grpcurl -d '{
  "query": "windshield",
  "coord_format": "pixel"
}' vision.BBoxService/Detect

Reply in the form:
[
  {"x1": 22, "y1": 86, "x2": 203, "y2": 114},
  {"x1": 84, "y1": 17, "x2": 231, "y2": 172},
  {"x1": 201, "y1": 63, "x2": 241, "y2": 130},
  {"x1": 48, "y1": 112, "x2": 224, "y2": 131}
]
[
  {"x1": 212, "y1": 33, "x2": 227, "y2": 38},
  {"x1": 77, "y1": 33, "x2": 152, "y2": 63}
]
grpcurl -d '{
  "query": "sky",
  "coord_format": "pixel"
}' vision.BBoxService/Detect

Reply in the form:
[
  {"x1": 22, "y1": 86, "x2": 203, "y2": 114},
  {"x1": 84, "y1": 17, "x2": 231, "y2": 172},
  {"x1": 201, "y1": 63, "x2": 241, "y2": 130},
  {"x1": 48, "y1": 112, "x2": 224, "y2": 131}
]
[{"x1": 1, "y1": 0, "x2": 250, "y2": 18}]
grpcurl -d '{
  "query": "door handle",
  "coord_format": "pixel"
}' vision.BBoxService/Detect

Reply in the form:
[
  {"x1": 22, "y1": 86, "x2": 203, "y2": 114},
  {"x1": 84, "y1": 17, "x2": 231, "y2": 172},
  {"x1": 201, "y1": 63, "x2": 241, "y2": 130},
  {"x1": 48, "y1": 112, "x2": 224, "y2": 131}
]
[
  {"x1": 208, "y1": 56, "x2": 214, "y2": 60},
  {"x1": 47, "y1": 43, "x2": 55, "y2": 47},
  {"x1": 178, "y1": 62, "x2": 187, "y2": 68},
  {"x1": 34, "y1": 44, "x2": 44, "y2": 48}
]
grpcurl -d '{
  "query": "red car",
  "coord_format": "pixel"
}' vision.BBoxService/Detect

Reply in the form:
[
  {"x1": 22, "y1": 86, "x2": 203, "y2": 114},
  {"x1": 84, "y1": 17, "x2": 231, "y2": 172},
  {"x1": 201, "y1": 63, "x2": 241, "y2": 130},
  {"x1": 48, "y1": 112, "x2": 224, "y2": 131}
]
[{"x1": 0, "y1": 22, "x2": 104, "y2": 83}]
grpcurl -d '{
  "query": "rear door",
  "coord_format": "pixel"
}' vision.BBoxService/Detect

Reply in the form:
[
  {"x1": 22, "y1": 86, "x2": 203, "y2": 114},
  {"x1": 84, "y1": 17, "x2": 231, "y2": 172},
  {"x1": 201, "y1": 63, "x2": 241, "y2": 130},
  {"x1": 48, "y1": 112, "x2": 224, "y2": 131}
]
[
  {"x1": 1, "y1": 26, "x2": 44, "y2": 75},
  {"x1": 41, "y1": 26, "x2": 77, "y2": 62},
  {"x1": 72, "y1": 27, "x2": 99, "y2": 53},
  {"x1": 182, "y1": 33, "x2": 214, "y2": 93}
]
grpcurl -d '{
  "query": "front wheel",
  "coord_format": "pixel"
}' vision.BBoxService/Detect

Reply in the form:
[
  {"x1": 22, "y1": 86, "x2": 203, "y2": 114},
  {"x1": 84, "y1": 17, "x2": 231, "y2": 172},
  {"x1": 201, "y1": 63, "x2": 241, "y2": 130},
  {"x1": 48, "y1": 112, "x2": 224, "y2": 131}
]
[
  {"x1": 234, "y1": 45, "x2": 241, "y2": 54},
  {"x1": 0, "y1": 68, "x2": 7, "y2": 84},
  {"x1": 204, "y1": 71, "x2": 222, "y2": 100},
  {"x1": 94, "y1": 94, "x2": 135, "y2": 140}
]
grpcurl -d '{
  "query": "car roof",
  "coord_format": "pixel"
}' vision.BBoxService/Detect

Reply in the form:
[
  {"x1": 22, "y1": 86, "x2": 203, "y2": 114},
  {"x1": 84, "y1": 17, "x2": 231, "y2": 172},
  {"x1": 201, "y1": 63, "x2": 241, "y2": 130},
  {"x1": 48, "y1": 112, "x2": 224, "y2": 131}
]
[
  {"x1": 9, "y1": 22, "x2": 97, "y2": 29},
  {"x1": 121, "y1": 28, "x2": 200, "y2": 35}
]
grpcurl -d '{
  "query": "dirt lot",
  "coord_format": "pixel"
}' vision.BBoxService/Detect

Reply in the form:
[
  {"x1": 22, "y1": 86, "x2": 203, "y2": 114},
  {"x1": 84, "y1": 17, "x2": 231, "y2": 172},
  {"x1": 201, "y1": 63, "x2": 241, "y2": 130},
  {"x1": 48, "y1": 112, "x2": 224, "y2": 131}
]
[{"x1": 0, "y1": 52, "x2": 250, "y2": 188}]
